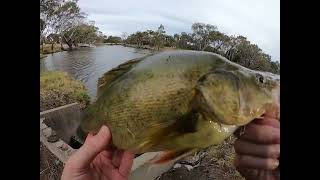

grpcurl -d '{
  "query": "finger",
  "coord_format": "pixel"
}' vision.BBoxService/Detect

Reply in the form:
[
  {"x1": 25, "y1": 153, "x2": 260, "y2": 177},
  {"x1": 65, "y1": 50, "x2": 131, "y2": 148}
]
[
  {"x1": 112, "y1": 149, "x2": 124, "y2": 168},
  {"x1": 100, "y1": 149, "x2": 114, "y2": 159},
  {"x1": 100, "y1": 163, "x2": 126, "y2": 180},
  {"x1": 235, "y1": 154, "x2": 279, "y2": 170},
  {"x1": 119, "y1": 151, "x2": 134, "y2": 177},
  {"x1": 234, "y1": 139, "x2": 280, "y2": 158},
  {"x1": 253, "y1": 117, "x2": 280, "y2": 129},
  {"x1": 241, "y1": 123, "x2": 280, "y2": 144},
  {"x1": 68, "y1": 126, "x2": 112, "y2": 169},
  {"x1": 264, "y1": 103, "x2": 280, "y2": 120},
  {"x1": 236, "y1": 167, "x2": 259, "y2": 180}
]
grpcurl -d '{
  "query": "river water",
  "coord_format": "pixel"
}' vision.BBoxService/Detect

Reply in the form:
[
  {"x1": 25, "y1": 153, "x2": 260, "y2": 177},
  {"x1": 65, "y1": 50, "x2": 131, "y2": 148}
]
[{"x1": 40, "y1": 45, "x2": 151, "y2": 101}]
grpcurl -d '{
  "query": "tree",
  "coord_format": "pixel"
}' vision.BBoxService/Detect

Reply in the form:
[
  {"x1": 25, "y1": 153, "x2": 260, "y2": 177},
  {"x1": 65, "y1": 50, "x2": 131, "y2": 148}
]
[
  {"x1": 164, "y1": 35, "x2": 175, "y2": 47},
  {"x1": 105, "y1": 36, "x2": 122, "y2": 44},
  {"x1": 50, "y1": 0, "x2": 86, "y2": 50},
  {"x1": 208, "y1": 31, "x2": 229, "y2": 53},
  {"x1": 270, "y1": 61, "x2": 280, "y2": 74},
  {"x1": 40, "y1": 0, "x2": 61, "y2": 52},
  {"x1": 121, "y1": 32, "x2": 128, "y2": 44},
  {"x1": 68, "y1": 22, "x2": 98, "y2": 45},
  {"x1": 153, "y1": 24, "x2": 166, "y2": 50},
  {"x1": 117, "y1": 22, "x2": 280, "y2": 74},
  {"x1": 191, "y1": 23, "x2": 217, "y2": 51},
  {"x1": 46, "y1": 33, "x2": 60, "y2": 51},
  {"x1": 176, "y1": 32, "x2": 193, "y2": 49},
  {"x1": 135, "y1": 31, "x2": 144, "y2": 47}
]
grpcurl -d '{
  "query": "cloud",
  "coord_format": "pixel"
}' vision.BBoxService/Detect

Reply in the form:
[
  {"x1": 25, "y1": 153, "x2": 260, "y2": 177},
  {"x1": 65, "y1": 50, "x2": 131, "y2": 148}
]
[{"x1": 78, "y1": 0, "x2": 279, "y2": 61}]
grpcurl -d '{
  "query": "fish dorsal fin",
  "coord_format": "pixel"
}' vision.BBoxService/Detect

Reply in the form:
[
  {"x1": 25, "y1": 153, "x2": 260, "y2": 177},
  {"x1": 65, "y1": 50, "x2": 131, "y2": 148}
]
[
  {"x1": 97, "y1": 58, "x2": 140, "y2": 88},
  {"x1": 96, "y1": 53, "x2": 155, "y2": 98}
]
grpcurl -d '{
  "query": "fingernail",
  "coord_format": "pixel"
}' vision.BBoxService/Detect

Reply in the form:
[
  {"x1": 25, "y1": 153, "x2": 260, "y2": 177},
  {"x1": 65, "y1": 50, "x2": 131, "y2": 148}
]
[
  {"x1": 273, "y1": 160, "x2": 279, "y2": 169},
  {"x1": 99, "y1": 125, "x2": 108, "y2": 134}
]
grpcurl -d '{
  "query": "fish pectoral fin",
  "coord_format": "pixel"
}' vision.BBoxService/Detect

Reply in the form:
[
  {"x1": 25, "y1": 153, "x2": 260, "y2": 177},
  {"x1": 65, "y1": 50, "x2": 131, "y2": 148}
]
[{"x1": 148, "y1": 148, "x2": 197, "y2": 164}]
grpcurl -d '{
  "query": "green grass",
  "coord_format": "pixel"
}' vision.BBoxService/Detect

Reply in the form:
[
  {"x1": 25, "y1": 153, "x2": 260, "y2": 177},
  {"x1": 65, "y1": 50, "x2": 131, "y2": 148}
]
[{"x1": 40, "y1": 71, "x2": 90, "y2": 111}]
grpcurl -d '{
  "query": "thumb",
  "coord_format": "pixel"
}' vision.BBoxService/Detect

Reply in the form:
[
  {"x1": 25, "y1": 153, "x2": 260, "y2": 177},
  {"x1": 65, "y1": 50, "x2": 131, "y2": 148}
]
[{"x1": 67, "y1": 125, "x2": 112, "y2": 169}]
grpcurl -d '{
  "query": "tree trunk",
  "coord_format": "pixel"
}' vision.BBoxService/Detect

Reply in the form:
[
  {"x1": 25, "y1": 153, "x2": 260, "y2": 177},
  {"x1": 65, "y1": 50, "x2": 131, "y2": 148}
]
[
  {"x1": 60, "y1": 38, "x2": 64, "y2": 50},
  {"x1": 67, "y1": 41, "x2": 73, "y2": 50},
  {"x1": 65, "y1": 39, "x2": 72, "y2": 50},
  {"x1": 51, "y1": 43, "x2": 54, "y2": 53},
  {"x1": 201, "y1": 44, "x2": 209, "y2": 51},
  {"x1": 65, "y1": 37, "x2": 73, "y2": 50},
  {"x1": 73, "y1": 40, "x2": 77, "y2": 48},
  {"x1": 41, "y1": 42, "x2": 44, "y2": 54}
]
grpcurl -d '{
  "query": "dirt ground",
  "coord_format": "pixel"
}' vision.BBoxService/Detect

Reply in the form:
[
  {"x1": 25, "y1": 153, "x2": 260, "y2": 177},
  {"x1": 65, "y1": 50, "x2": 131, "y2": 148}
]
[
  {"x1": 40, "y1": 143, "x2": 64, "y2": 180},
  {"x1": 158, "y1": 135, "x2": 245, "y2": 180},
  {"x1": 40, "y1": 136, "x2": 244, "y2": 180}
]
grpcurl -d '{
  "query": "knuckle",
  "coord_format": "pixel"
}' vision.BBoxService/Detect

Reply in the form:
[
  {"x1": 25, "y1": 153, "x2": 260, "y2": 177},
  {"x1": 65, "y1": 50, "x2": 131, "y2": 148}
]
[{"x1": 265, "y1": 158, "x2": 278, "y2": 170}]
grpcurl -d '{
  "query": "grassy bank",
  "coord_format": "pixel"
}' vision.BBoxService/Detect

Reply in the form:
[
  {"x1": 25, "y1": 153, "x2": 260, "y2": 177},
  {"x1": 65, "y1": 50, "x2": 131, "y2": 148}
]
[
  {"x1": 40, "y1": 71, "x2": 90, "y2": 111},
  {"x1": 40, "y1": 43, "x2": 67, "y2": 54},
  {"x1": 40, "y1": 54, "x2": 47, "y2": 59},
  {"x1": 124, "y1": 44, "x2": 178, "y2": 51}
]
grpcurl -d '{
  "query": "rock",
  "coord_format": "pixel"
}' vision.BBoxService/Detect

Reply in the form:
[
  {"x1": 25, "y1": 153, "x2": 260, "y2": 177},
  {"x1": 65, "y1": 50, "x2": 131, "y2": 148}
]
[
  {"x1": 173, "y1": 164, "x2": 182, "y2": 169},
  {"x1": 60, "y1": 144, "x2": 69, "y2": 151},
  {"x1": 55, "y1": 141, "x2": 64, "y2": 147},
  {"x1": 47, "y1": 134, "x2": 59, "y2": 143},
  {"x1": 179, "y1": 151, "x2": 206, "y2": 166},
  {"x1": 42, "y1": 127, "x2": 52, "y2": 137},
  {"x1": 184, "y1": 165, "x2": 193, "y2": 171}
]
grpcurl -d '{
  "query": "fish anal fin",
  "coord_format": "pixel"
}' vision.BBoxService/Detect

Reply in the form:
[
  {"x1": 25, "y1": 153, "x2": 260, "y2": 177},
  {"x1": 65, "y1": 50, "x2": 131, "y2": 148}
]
[{"x1": 149, "y1": 149, "x2": 195, "y2": 164}]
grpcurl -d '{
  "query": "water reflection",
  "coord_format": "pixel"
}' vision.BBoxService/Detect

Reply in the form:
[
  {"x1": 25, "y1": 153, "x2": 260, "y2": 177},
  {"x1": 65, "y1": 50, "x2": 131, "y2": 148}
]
[{"x1": 40, "y1": 45, "x2": 151, "y2": 101}]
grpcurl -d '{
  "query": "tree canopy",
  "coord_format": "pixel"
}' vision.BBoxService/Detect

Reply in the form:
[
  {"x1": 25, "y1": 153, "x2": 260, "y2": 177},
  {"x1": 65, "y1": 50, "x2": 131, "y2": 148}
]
[
  {"x1": 124, "y1": 23, "x2": 279, "y2": 74},
  {"x1": 40, "y1": 0, "x2": 107, "y2": 49}
]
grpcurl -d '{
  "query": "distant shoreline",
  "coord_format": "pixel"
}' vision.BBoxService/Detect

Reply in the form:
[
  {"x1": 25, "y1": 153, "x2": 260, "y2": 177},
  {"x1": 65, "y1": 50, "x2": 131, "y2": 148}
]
[{"x1": 40, "y1": 43, "x2": 177, "y2": 59}]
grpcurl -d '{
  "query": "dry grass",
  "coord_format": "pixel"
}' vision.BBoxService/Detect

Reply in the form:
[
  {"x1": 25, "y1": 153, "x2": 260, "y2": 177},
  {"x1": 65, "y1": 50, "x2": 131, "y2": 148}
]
[
  {"x1": 40, "y1": 71, "x2": 90, "y2": 111},
  {"x1": 40, "y1": 44, "x2": 65, "y2": 54},
  {"x1": 40, "y1": 143, "x2": 64, "y2": 180},
  {"x1": 40, "y1": 54, "x2": 48, "y2": 59},
  {"x1": 203, "y1": 135, "x2": 244, "y2": 180},
  {"x1": 159, "y1": 135, "x2": 245, "y2": 180}
]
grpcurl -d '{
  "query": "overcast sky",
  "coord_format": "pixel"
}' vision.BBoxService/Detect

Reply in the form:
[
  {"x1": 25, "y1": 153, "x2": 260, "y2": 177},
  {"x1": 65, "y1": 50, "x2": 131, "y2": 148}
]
[{"x1": 78, "y1": 0, "x2": 280, "y2": 62}]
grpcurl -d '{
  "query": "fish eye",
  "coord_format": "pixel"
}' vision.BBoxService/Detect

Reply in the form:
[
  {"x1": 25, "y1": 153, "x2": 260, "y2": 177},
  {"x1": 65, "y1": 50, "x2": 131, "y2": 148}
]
[{"x1": 256, "y1": 74, "x2": 265, "y2": 83}]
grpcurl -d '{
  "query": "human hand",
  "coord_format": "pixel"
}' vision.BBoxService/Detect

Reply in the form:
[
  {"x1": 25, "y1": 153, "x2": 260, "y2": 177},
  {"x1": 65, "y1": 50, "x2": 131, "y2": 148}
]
[
  {"x1": 234, "y1": 116, "x2": 280, "y2": 180},
  {"x1": 61, "y1": 126, "x2": 134, "y2": 180}
]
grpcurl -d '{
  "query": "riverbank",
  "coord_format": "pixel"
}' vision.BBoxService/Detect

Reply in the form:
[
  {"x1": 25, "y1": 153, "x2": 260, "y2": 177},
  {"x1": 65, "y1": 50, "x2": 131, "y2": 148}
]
[
  {"x1": 40, "y1": 54, "x2": 47, "y2": 59},
  {"x1": 40, "y1": 44, "x2": 68, "y2": 54},
  {"x1": 40, "y1": 71, "x2": 90, "y2": 111},
  {"x1": 40, "y1": 43, "x2": 98, "y2": 59},
  {"x1": 40, "y1": 43, "x2": 177, "y2": 59},
  {"x1": 40, "y1": 43, "x2": 96, "y2": 55},
  {"x1": 124, "y1": 44, "x2": 178, "y2": 52}
]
